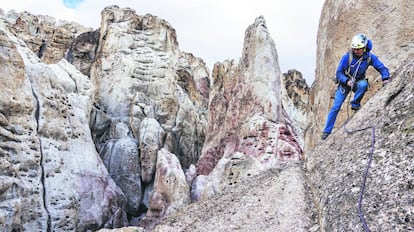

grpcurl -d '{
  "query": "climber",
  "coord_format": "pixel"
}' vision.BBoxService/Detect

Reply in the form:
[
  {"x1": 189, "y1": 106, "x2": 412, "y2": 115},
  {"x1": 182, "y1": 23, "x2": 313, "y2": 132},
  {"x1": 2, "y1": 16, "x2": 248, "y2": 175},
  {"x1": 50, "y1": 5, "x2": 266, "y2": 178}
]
[{"x1": 321, "y1": 33, "x2": 390, "y2": 140}]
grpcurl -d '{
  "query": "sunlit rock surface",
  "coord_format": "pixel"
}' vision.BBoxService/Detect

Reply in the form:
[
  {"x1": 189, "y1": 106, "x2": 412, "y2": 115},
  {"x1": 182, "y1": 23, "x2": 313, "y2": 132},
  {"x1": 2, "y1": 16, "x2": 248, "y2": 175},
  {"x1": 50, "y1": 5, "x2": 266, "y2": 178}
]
[
  {"x1": 306, "y1": 57, "x2": 414, "y2": 231},
  {"x1": 282, "y1": 69, "x2": 310, "y2": 147},
  {"x1": 307, "y1": 0, "x2": 414, "y2": 150},
  {"x1": 0, "y1": 5, "x2": 209, "y2": 231},
  {"x1": 3, "y1": 9, "x2": 90, "y2": 64},
  {"x1": 0, "y1": 18, "x2": 127, "y2": 231},
  {"x1": 193, "y1": 16, "x2": 303, "y2": 202},
  {"x1": 1, "y1": 1, "x2": 413, "y2": 231}
]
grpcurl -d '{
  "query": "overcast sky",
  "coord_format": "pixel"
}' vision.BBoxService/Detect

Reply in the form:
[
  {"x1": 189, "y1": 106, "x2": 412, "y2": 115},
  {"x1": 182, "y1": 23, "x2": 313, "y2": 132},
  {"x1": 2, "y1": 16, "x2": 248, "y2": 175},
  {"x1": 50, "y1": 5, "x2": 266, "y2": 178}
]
[{"x1": 2, "y1": 0, "x2": 325, "y2": 85}]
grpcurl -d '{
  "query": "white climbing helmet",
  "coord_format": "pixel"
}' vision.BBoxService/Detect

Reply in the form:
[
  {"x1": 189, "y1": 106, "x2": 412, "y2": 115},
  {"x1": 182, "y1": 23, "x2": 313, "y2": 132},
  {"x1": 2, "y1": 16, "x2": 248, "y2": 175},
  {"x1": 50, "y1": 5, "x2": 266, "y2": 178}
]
[{"x1": 351, "y1": 33, "x2": 368, "y2": 49}]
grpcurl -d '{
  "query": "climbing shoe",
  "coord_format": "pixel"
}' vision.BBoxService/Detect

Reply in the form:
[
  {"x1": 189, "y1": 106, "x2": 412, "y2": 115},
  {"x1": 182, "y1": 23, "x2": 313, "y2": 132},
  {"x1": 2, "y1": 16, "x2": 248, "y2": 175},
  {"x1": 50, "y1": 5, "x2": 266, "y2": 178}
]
[
  {"x1": 321, "y1": 132, "x2": 330, "y2": 140},
  {"x1": 351, "y1": 105, "x2": 360, "y2": 111}
]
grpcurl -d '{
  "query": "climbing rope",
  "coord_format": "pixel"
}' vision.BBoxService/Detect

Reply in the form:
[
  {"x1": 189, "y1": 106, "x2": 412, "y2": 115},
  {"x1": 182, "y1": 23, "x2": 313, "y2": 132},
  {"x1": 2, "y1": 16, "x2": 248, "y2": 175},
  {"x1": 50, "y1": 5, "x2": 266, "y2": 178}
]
[{"x1": 343, "y1": 94, "x2": 376, "y2": 232}]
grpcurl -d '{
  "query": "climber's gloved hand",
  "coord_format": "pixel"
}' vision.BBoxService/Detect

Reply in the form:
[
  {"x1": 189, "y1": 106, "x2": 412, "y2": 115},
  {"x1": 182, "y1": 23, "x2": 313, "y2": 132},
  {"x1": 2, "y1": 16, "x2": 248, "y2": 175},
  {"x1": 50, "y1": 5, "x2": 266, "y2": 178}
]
[{"x1": 383, "y1": 78, "x2": 391, "y2": 86}]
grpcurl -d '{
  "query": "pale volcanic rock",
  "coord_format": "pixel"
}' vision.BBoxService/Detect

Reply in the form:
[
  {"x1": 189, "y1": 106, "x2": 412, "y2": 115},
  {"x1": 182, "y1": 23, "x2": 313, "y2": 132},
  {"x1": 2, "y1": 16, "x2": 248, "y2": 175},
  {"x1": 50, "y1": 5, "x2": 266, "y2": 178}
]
[
  {"x1": 89, "y1": 5, "x2": 209, "y2": 225},
  {"x1": 99, "y1": 121, "x2": 141, "y2": 215},
  {"x1": 193, "y1": 16, "x2": 303, "y2": 201},
  {"x1": 2, "y1": 1, "x2": 413, "y2": 231},
  {"x1": 282, "y1": 69, "x2": 310, "y2": 147},
  {"x1": 0, "y1": 19, "x2": 127, "y2": 231},
  {"x1": 140, "y1": 148, "x2": 190, "y2": 229},
  {"x1": 139, "y1": 118, "x2": 164, "y2": 184},
  {"x1": 3, "y1": 9, "x2": 91, "y2": 64}
]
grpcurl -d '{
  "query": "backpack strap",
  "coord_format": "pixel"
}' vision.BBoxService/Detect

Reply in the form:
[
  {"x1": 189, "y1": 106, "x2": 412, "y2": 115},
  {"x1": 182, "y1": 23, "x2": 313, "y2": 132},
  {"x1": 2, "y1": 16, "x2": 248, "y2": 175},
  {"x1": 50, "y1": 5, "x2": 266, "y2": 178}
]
[
  {"x1": 367, "y1": 52, "x2": 372, "y2": 66},
  {"x1": 345, "y1": 50, "x2": 353, "y2": 79},
  {"x1": 334, "y1": 50, "x2": 371, "y2": 84},
  {"x1": 348, "y1": 50, "x2": 353, "y2": 66},
  {"x1": 348, "y1": 50, "x2": 372, "y2": 66}
]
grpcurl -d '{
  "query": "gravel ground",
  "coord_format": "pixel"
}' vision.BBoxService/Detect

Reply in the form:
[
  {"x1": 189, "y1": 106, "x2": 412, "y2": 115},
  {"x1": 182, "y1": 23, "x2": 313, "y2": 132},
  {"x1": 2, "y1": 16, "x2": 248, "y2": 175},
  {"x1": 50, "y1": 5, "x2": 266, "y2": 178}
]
[{"x1": 153, "y1": 161, "x2": 319, "y2": 232}]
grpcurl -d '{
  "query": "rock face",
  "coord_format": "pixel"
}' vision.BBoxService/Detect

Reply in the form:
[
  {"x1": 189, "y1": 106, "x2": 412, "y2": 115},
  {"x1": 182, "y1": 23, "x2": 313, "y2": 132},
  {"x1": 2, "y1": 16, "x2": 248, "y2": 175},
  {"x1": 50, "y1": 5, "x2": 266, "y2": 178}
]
[
  {"x1": 154, "y1": 163, "x2": 311, "y2": 232},
  {"x1": 88, "y1": 6, "x2": 209, "y2": 227},
  {"x1": 192, "y1": 16, "x2": 303, "y2": 201},
  {"x1": 304, "y1": 1, "x2": 414, "y2": 231},
  {"x1": 1, "y1": 1, "x2": 413, "y2": 231},
  {"x1": 142, "y1": 148, "x2": 190, "y2": 227},
  {"x1": 66, "y1": 29, "x2": 100, "y2": 76},
  {"x1": 306, "y1": 0, "x2": 414, "y2": 150},
  {"x1": 282, "y1": 69, "x2": 310, "y2": 147},
  {"x1": 0, "y1": 18, "x2": 127, "y2": 231},
  {"x1": 306, "y1": 57, "x2": 414, "y2": 231},
  {"x1": 2, "y1": 9, "x2": 90, "y2": 64},
  {"x1": 0, "y1": 5, "x2": 210, "y2": 231}
]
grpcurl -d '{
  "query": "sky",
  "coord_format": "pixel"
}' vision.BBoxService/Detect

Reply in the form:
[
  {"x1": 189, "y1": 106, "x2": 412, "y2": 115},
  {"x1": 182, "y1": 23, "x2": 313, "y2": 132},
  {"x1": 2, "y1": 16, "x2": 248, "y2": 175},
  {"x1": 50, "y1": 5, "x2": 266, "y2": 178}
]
[{"x1": 2, "y1": 0, "x2": 325, "y2": 85}]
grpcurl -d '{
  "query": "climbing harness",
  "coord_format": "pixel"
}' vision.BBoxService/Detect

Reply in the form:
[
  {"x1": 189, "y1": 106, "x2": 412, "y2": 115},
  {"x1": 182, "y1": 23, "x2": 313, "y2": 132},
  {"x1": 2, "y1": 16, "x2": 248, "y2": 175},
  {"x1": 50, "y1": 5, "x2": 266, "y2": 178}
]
[
  {"x1": 337, "y1": 56, "x2": 363, "y2": 95},
  {"x1": 343, "y1": 93, "x2": 376, "y2": 232},
  {"x1": 346, "y1": 56, "x2": 363, "y2": 89}
]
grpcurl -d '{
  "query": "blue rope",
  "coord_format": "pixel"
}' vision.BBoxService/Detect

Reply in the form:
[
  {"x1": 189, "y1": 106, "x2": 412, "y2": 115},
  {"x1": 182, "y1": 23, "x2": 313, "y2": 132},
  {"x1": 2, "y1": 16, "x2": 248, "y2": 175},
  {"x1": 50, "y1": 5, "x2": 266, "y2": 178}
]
[{"x1": 343, "y1": 114, "x2": 376, "y2": 232}]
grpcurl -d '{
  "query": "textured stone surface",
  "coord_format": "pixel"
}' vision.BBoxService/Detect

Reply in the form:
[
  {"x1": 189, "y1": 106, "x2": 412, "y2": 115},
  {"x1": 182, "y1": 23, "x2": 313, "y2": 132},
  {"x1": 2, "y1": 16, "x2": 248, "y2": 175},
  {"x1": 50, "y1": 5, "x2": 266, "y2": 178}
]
[
  {"x1": 154, "y1": 163, "x2": 311, "y2": 231},
  {"x1": 2, "y1": 1, "x2": 413, "y2": 231},
  {"x1": 1, "y1": 5, "x2": 210, "y2": 230},
  {"x1": 90, "y1": 5, "x2": 209, "y2": 172},
  {"x1": 140, "y1": 148, "x2": 190, "y2": 229},
  {"x1": 306, "y1": 58, "x2": 414, "y2": 231},
  {"x1": 88, "y1": 6, "x2": 209, "y2": 225},
  {"x1": 282, "y1": 69, "x2": 310, "y2": 147},
  {"x1": 1, "y1": 7, "x2": 305, "y2": 230},
  {"x1": 139, "y1": 118, "x2": 164, "y2": 184},
  {"x1": 307, "y1": 0, "x2": 414, "y2": 150},
  {"x1": 0, "y1": 18, "x2": 46, "y2": 232},
  {"x1": 100, "y1": 121, "x2": 141, "y2": 215},
  {"x1": 0, "y1": 19, "x2": 127, "y2": 231},
  {"x1": 193, "y1": 16, "x2": 303, "y2": 201},
  {"x1": 3, "y1": 9, "x2": 90, "y2": 64},
  {"x1": 66, "y1": 29, "x2": 100, "y2": 76}
]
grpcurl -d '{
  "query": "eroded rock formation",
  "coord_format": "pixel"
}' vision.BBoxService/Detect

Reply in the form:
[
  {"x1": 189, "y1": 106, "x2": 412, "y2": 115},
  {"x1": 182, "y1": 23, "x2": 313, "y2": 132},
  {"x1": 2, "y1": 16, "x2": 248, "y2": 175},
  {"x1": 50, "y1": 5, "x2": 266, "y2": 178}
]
[
  {"x1": 282, "y1": 69, "x2": 310, "y2": 147},
  {"x1": 1, "y1": 1, "x2": 413, "y2": 231},
  {"x1": 0, "y1": 18, "x2": 126, "y2": 231},
  {"x1": 88, "y1": 6, "x2": 209, "y2": 227},
  {"x1": 2, "y1": 9, "x2": 90, "y2": 64},
  {"x1": 1, "y1": 5, "x2": 210, "y2": 231},
  {"x1": 192, "y1": 16, "x2": 303, "y2": 201}
]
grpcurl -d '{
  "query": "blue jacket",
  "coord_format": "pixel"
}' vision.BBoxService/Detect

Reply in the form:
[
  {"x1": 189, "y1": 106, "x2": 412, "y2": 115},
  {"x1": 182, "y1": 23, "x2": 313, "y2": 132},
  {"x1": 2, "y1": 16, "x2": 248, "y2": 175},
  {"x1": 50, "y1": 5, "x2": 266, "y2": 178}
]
[{"x1": 336, "y1": 39, "x2": 390, "y2": 85}]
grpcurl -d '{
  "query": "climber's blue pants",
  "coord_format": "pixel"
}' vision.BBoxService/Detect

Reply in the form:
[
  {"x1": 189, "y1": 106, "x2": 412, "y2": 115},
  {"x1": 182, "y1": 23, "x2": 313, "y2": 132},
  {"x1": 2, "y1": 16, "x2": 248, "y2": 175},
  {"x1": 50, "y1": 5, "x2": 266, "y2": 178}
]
[{"x1": 323, "y1": 79, "x2": 368, "y2": 134}]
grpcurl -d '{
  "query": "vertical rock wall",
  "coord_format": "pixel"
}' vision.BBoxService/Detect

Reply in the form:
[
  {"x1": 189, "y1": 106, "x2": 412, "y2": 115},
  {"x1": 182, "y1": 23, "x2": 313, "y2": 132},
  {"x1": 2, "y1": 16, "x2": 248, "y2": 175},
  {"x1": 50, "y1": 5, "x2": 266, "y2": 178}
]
[
  {"x1": 0, "y1": 20, "x2": 47, "y2": 232},
  {"x1": 88, "y1": 5, "x2": 210, "y2": 227},
  {"x1": 0, "y1": 19, "x2": 127, "y2": 231},
  {"x1": 307, "y1": 57, "x2": 414, "y2": 231},
  {"x1": 282, "y1": 70, "x2": 310, "y2": 147},
  {"x1": 3, "y1": 9, "x2": 90, "y2": 64},
  {"x1": 193, "y1": 16, "x2": 303, "y2": 201},
  {"x1": 1, "y1": 5, "x2": 211, "y2": 230},
  {"x1": 307, "y1": 0, "x2": 414, "y2": 150},
  {"x1": 306, "y1": 0, "x2": 414, "y2": 230}
]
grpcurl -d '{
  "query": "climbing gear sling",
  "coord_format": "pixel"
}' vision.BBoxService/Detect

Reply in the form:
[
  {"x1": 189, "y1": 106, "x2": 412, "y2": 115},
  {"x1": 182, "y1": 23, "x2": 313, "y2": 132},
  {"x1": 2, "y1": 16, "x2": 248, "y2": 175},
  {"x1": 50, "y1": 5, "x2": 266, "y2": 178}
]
[{"x1": 333, "y1": 51, "x2": 372, "y2": 85}]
